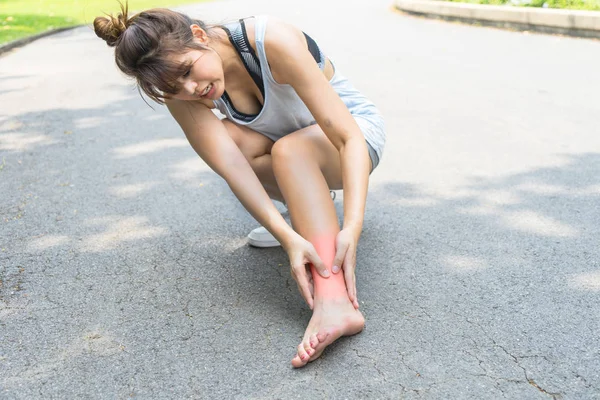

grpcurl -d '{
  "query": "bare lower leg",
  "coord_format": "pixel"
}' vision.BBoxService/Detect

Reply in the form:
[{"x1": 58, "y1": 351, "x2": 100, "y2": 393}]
[
  {"x1": 250, "y1": 154, "x2": 285, "y2": 203},
  {"x1": 222, "y1": 120, "x2": 285, "y2": 203},
  {"x1": 272, "y1": 144, "x2": 364, "y2": 368}
]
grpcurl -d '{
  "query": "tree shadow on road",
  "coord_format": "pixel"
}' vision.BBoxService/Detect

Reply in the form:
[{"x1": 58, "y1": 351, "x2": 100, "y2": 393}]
[{"x1": 1, "y1": 83, "x2": 599, "y2": 398}]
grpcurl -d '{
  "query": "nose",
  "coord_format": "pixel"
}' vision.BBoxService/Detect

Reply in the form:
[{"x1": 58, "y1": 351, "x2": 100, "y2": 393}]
[{"x1": 183, "y1": 80, "x2": 197, "y2": 96}]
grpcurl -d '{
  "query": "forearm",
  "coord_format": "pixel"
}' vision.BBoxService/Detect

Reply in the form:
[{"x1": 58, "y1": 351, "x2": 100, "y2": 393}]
[{"x1": 339, "y1": 136, "x2": 370, "y2": 239}]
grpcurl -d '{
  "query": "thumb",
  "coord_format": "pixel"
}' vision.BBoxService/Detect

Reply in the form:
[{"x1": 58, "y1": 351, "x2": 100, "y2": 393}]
[
  {"x1": 332, "y1": 241, "x2": 346, "y2": 274},
  {"x1": 309, "y1": 250, "x2": 330, "y2": 278}
]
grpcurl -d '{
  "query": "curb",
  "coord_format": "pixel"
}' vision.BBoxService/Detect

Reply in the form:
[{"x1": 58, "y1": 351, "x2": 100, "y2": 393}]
[
  {"x1": 0, "y1": 25, "x2": 84, "y2": 56},
  {"x1": 394, "y1": 0, "x2": 600, "y2": 38}
]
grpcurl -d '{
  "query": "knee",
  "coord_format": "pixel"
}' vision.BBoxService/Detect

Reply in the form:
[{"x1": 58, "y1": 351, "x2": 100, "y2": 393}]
[{"x1": 271, "y1": 135, "x2": 306, "y2": 164}]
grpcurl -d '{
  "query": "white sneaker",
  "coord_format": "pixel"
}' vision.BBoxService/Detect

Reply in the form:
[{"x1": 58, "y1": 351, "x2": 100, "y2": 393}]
[
  {"x1": 247, "y1": 191, "x2": 337, "y2": 248},
  {"x1": 247, "y1": 226, "x2": 281, "y2": 248}
]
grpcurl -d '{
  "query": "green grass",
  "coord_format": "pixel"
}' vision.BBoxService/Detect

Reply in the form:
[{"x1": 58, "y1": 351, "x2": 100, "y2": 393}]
[
  {"x1": 443, "y1": 0, "x2": 600, "y2": 10},
  {"x1": 0, "y1": 0, "x2": 208, "y2": 45}
]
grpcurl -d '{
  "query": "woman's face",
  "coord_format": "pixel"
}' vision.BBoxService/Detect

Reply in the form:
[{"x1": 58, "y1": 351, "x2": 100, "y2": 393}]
[{"x1": 169, "y1": 47, "x2": 224, "y2": 101}]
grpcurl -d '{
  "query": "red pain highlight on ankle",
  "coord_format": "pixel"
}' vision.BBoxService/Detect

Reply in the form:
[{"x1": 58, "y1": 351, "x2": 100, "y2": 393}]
[{"x1": 310, "y1": 234, "x2": 348, "y2": 298}]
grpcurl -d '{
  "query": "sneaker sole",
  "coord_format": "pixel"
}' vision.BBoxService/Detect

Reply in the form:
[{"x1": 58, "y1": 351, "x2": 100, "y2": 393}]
[{"x1": 247, "y1": 238, "x2": 281, "y2": 248}]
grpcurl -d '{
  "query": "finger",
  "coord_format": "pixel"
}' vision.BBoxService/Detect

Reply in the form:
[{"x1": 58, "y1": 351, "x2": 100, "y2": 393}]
[
  {"x1": 332, "y1": 240, "x2": 346, "y2": 274},
  {"x1": 305, "y1": 265, "x2": 315, "y2": 298},
  {"x1": 345, "y1": 269, "x2": 359, "y2": 309},
  {"x1": 306, "y1": 263, "x2": 313, "y2": 280},
  {"x1": 346, "y1": 251, "x2": 359, "y2": 309},
  {"x1": 293, "y1": 268, "x2": 314, "y2": 309},
  {"x1": 308, "y1": 250, "x2": 330, "y2": 278},
  {"x1": 344, "y1": 251, "x2": 356, "y2": 302}
]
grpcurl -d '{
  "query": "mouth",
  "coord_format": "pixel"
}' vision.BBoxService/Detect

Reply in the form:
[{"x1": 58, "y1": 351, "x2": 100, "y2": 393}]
[{"x1": 199, "y1": 83, "x2": 214, "y2": 98}]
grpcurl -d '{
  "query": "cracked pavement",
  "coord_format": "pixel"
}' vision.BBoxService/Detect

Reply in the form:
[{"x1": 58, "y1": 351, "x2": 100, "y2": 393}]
[{"x1": 1, "y1": 0, "x2": 600, "y2": 398}]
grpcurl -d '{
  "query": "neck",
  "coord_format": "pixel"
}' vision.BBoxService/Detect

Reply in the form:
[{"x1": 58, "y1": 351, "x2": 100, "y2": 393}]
[{"x1": 210, "y1": 27, "x2": 243, "y2": 82}]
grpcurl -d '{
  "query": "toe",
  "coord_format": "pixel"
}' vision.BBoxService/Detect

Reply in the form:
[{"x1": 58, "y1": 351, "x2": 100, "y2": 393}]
[
  {"x1": 291, "y1": 355, "x2": 305, "y2": 368},
  {"x1": 297, "y1": 343, "x2": 309, "y2": 363},
  {"x1": 303, "y1": 339, "x2": 314, "y2": 356},
  {"x1": 316, "y1": 330, "x2": 330, "y2": 343},
  {"x1": 309, "y1": 333, "x2": 319, "y2": 348}
]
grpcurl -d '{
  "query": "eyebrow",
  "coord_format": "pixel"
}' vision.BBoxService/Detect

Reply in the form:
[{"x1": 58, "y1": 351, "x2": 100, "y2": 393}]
[{"x1": 184, "y1": 54, "x2": 204, "y2": 72}]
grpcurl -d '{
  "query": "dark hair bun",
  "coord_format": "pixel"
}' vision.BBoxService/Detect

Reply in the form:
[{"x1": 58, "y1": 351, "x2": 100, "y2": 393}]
[{"x1": 94, "y1": 2, "x2": 130, "y2": 47}]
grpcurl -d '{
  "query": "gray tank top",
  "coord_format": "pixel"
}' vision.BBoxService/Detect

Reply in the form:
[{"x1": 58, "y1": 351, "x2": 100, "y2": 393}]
[{"x1": 213, "y1": 16, "x2": 384, "y2": 160}]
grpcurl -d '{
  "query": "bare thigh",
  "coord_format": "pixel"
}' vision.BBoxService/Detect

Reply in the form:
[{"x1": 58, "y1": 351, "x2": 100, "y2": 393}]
[
  {"x1": 221, "y1": 119, "x2": 367, "y2": 192},
  {"x1": 221, "y1": 119, "x2": 274, "y2": 160},
  {"x1": 271, "y1": 124, "x2": 346, "y2": 190}
]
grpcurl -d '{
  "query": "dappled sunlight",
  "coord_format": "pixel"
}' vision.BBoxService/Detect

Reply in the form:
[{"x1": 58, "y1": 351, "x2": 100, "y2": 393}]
[
  {"x1": 442, "y1": 255, "x2": 487, "y2": 273},
  {"x1": 73, "y1": 116, "x2": 105, "y2": 129},
  {"x1": 146, "y1": 114, "x2": 168, "y2": 121},
  {"x1": 0, "y1": 119, "x2": 24, "y2": 132},
  {"x1": 515, "y1": 182, "x2": 567, "y2": 195},
  {"x1": 169, "y1": 156, "x2": 212, "y2": 181},
  {"x1": 2, "y1": 328, "x2": 125, "y2": 389},
  {"x1": 81, "y1": 216, "x2": 167, "y2": 252},
  {"x1": 189, "y1": 234, "x2": 251, "y2": 254},
  {"x1": 573, "y1": 184, "x2": 600, "y2": 196},
  {"x1": 222, "y1": 236, "x2": 252, "y2": 253},
  {"x1": 0, "y1": 132, "x2": 56, "y2": 151},
  {"x1": 108, "y1": 182, "x2": 159, "y2": 199},
  {"x1": 458, "y1": 204, "x2": 499, "y2": 216},
  {"x1": 457, "y1": 189, "x2": 520, "y2": 215},
  {"x1": 569, "y1": 272, "x2": 600, "y2": 291},
  {"x1": 395, "y1": 197, "x2": 439, "y2": 207},
  {"x1": 1, "y1": 16, "x2": 599, "y2": 395},
  {"x1": 436, "y1": 188, "x2": 479, "y2": 200},
  {"x1": 502, "y1": 210, "x2": 578, "y2": 238},
  {"x1": 28, "y1": 235, "x2": 70, "y2": 251},
  {"x1": 478, "y1": 189, "x2": 521, "y2": 206},
  {"x1": 112, "y1": 138, "x2": 188, "y2": 159}
]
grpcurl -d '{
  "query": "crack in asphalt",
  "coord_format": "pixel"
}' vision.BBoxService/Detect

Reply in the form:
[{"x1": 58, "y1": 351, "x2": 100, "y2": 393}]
[
  {"x1": 352, "y1": 348, "x2": 388, "y2": 383},
  {"x1": 399, "y1": 351, "x2": 422, "y2": 378},
  {"x1": 452, "y1": 311, "x2": 564, "y2": 399}
]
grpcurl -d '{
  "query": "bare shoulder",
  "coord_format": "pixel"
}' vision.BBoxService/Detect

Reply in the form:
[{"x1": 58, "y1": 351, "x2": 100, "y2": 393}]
[
  {"x1": 262, "y1": 16, "x2": 307, "y2": 56},
  {"x1": 241, "y1": 16, "x2": 303, "y2": 55},
  {"x1": 263, "y1": 16, "x2": 305, "y2": 42},
  {"x1": 261, "y1": 17, "x2": 317, "y2": 84}
]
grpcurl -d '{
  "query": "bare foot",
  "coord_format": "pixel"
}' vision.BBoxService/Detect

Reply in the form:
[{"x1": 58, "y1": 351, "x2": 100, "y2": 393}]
[{"x1": 291, "y1": 296, "x2": 364, "y2": 368}]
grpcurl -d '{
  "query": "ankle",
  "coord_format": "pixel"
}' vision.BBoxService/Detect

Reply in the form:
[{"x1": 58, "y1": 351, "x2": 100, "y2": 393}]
[{"x1": 313, "y1": 294, "x2": 354, "y2": 308}]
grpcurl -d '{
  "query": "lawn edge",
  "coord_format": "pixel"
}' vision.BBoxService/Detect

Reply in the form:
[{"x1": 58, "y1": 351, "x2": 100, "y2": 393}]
[
  {"x1": 0, "y1": 25, "x2": 85, "y2": 56},
  {"x1": 394, "y1": 0, "x2": 600, "y2": 38}
]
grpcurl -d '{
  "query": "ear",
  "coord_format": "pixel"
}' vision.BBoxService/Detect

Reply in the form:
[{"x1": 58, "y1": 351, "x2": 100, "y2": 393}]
[{"x1": 190, "y1": 24, "x2": 209, "y2": 44}]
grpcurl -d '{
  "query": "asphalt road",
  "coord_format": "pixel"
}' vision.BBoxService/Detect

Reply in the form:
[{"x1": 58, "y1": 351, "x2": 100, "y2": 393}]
[{"x1": 1, "y1": 0, "x2": 599, "y2": 398}]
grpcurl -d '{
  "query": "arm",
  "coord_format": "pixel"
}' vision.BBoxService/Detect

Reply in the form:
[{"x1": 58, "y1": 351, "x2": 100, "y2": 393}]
[
  {"x1": 264, "y1": 20, "x2": 371, "y2": 241},
  {"x1": 166, "y1": 100, "x2": 330, "y2": 308},
  {"x1": 264, "y1": 20, "x2": 371, "y2": 308},
  {"x1": 166, "y1": 100, "x2": 296, "y2": 244}
]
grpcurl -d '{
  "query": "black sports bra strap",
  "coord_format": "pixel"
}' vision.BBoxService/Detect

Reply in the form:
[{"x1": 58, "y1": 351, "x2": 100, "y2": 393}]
[{"x1": 222, "y1": 18, "x2": 265, "y2": 98}]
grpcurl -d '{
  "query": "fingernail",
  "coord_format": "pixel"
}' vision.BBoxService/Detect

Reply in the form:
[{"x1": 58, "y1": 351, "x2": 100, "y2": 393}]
[
  {"x1": 323, "y1": 269, "x2": 330, "y2": 277},
  {"x1": 332, "y1": 265, "x2": 340, "y2": 273}
]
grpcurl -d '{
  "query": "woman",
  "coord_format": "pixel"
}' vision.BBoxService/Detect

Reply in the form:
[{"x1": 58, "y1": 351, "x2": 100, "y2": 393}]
[{"x1": 94, "y1": 2, "x2": 385, "y2": 368}]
